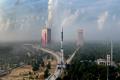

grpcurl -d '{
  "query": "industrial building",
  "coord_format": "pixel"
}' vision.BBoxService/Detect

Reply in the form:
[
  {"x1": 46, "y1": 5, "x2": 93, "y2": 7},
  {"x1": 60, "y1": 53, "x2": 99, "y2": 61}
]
[
  {"x1": 96, "y1": 54, "x2": 111, "y2": 66},
  {"x1": 96, "y1": 42, "x2": 114, "y2": 66},
  {"x1": 96, "y1": 58, "x2": 107, "y2": 65},
  {"x1": 41, "y1": 28, "x2": 51, "y2": 47},
  {"x1": 76, "y1": 29, "x2": 84, "y2": 47}
]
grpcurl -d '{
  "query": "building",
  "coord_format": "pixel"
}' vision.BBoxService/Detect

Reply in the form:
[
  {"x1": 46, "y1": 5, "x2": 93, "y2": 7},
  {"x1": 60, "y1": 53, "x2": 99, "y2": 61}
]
[
  {"x1": 96, "y1": 54, "x2": 111, "y2": 66},
  {"x1": 41, "y1": 28, "x2": 51, "y2": 47},
  {"x1": 76, "y1": 29, "x2": 84, "y2": 47},
  {"x1": 96, "y1": 58, "x2": 107, "y2": 65}
]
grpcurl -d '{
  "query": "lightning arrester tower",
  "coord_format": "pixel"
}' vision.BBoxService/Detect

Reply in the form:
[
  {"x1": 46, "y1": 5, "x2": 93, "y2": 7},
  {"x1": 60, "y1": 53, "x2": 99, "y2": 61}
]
[{"x1": 111, "y1": 40, "x2": 113, "y2": 66}]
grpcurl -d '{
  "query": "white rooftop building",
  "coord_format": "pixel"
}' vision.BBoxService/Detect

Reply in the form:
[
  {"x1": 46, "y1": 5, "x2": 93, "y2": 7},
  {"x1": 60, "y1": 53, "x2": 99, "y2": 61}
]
[
  {"x1": 96, "y1": 58, "x2": 107, "y2": 65},
  {"x1": 96, "y1": 54, "x2": 111, "y2": 66}
]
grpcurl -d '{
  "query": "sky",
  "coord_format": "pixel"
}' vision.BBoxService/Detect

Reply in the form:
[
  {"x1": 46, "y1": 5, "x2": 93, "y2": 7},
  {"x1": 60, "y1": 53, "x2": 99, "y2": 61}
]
[{"x1": 0, "y1": 0, "x2": 120, "y2": 42}]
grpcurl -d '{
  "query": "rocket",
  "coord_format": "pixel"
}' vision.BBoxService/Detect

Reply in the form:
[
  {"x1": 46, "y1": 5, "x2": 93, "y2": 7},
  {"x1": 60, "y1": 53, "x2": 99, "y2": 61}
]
[
  {"x1": 61, "y1": 27, "x2": 63, "y2": 49},
  {"x1": 61, "y1": 27, "x2": 64, "y2": 64}
]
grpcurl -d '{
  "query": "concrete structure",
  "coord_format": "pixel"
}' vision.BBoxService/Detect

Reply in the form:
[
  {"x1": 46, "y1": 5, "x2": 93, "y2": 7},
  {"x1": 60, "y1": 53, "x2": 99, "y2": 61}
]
[
  {"x1": 107, "y1": 54, "x2": 111, "y2": 66},
  {"x1": 96, "y1": 54, "x2": 111, "y2": 66},
  {"x1": 60, "y1": 27, "x2": 64, "y2": 64},
  {"x1": 96, "y1": 58, "x2": 106, "y2": 65},
  {"x1": 77, "y1": 29, "x2": 84, "y2": 47},
  {"x1": 110, "y1": 41, "x2": 113, "y2": 66},
  {"x1": 41, "y1": 28, "x2": 51, "y2": 47}
]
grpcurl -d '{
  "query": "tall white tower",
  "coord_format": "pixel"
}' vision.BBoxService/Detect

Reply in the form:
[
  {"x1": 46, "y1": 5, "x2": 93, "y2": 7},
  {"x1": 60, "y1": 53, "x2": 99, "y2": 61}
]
[
  {"x1": 111, "y1": 40, "x2": 113, "y2": 66},
  {"x1": 107, "y1": 54, "x2": 111, "y2": 66}
]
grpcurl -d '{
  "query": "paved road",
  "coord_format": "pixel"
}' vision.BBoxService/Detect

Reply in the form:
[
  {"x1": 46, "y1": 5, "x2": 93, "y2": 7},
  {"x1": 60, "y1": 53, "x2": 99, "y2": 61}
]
[
  {"x1": 25, "y1": 44, "x2": 80, "y2": 80},
  {"x1": 39, "y1": 47, "x2": 80, "y2": 80},
  {"x1": 39, "y1": 48, "x2": 62, "y2": 80},
  {"x1": 40, "y1": 48, "x2": 60, "y2": 62},
  {"x1": 32, "y1": 46, "x2": 62, "y2": 80}
]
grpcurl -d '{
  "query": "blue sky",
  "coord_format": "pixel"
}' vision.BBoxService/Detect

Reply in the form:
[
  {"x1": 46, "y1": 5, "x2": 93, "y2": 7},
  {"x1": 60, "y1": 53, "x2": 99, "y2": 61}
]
[{"x1": 0, "y1": 0, "x2": 120, "y2": 42}]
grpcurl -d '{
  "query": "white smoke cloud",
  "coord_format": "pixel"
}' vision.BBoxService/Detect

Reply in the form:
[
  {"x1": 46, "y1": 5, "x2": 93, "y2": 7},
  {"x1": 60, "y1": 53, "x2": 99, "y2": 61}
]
[
  {"x1": 81, "y1": 8, "x2": 85, "y2": 14},
  {"x1": 112, "y1": 15, "x2": 116, "y2": 21},
  {"x1": 97, "y1": 11, "x2": 108, "y2": 30},
  {"x1": 0, "y1": 16, "x2": 31, "y2": 32},
  {"x1": 61, "y1": 10, "x2": 80, "y2": 27},
  {"x1": 0, "y1": 18, "x2": 10, "y2": 32},
  {"x1": 54, "y1": 0, "x2": 58, "y2": 9}
]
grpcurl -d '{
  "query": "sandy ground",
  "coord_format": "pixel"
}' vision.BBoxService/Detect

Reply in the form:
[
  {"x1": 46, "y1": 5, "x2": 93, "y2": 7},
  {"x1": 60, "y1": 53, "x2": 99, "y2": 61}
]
[{"x1": 0, "y1": 60, "x2": 57, "y2": 80}]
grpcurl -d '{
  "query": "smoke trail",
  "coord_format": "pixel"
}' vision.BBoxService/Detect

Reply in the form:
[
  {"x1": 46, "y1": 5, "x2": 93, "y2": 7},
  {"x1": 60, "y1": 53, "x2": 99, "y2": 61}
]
[
  {"x1": 97, "y1": 11, "x2": 108, "y2": 30},
  {"x1": 61, "y1": 10, "x2": 80, "y2": 27},
  {"x1": 0, "y1": 18, "x2": 10, "y2": 32}
]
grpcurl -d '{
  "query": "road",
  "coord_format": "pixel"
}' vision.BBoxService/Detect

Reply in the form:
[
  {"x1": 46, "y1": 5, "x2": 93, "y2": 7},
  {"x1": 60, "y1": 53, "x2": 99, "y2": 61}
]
[
  {"x1": 39, "y1": 48, "x2": 63, "y2": 80},
  {"x1": 24, "y1": 44, "x2": 61, "y2": 80},
  {"x1": 25, "y1": 44, "x2": 80, "y2": 80},
  {"x1": 39, "y1": 47, "x2": 80, "y2": 80},
  {"x1": 39, "y1": 48, "x2": 60, "y2": 63}
]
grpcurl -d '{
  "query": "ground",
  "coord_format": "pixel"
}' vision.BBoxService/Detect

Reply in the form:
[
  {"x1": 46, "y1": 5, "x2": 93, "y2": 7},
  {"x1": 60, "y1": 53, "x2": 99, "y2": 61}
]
[{"x1": 0, "y1": 60, "x2": 57, "y2": 80}]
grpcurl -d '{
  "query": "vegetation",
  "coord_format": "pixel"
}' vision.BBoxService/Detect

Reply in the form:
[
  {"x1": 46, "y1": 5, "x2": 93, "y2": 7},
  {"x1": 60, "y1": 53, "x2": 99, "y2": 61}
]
[
  {"x1": 47, "y1": 61, "x2": 51, "y2": 69},
  {"x1": 32, "y1": 62, "x2": 40, "y2": 71},
  {"x1": 44, "y1": 68, "x2": 50, "y2": 78},
  {"x1": 0, "y1": 42, "x2": 47, "y2": 71},
  {"x1": 1, "y1": 41, "x2": 120, "y2": 79},
  {"x1": 62, "y1": 42, "x2": 120, "y2": 80},
  {"x1": 72, "y1": 42, "x2": 120, "y2": 62},
  {"x1": 63, "y1": 61, "x2": 120, "y2": 80},
  {"x1": 47, "y1": 41, "x2": 120, "y2": 62},
  {"x1": 32, "y1": 56, "x2": 44, "y2": 71}
]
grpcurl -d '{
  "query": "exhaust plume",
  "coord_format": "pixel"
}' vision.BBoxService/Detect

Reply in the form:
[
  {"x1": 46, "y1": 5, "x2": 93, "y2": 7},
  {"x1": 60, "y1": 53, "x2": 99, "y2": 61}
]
[
  {"x1": 61, "y1": 10, "x2": 80, "y2": 27},
  {"x1": 97, "y1": 11, "x2": 108, "y2": 30}
]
